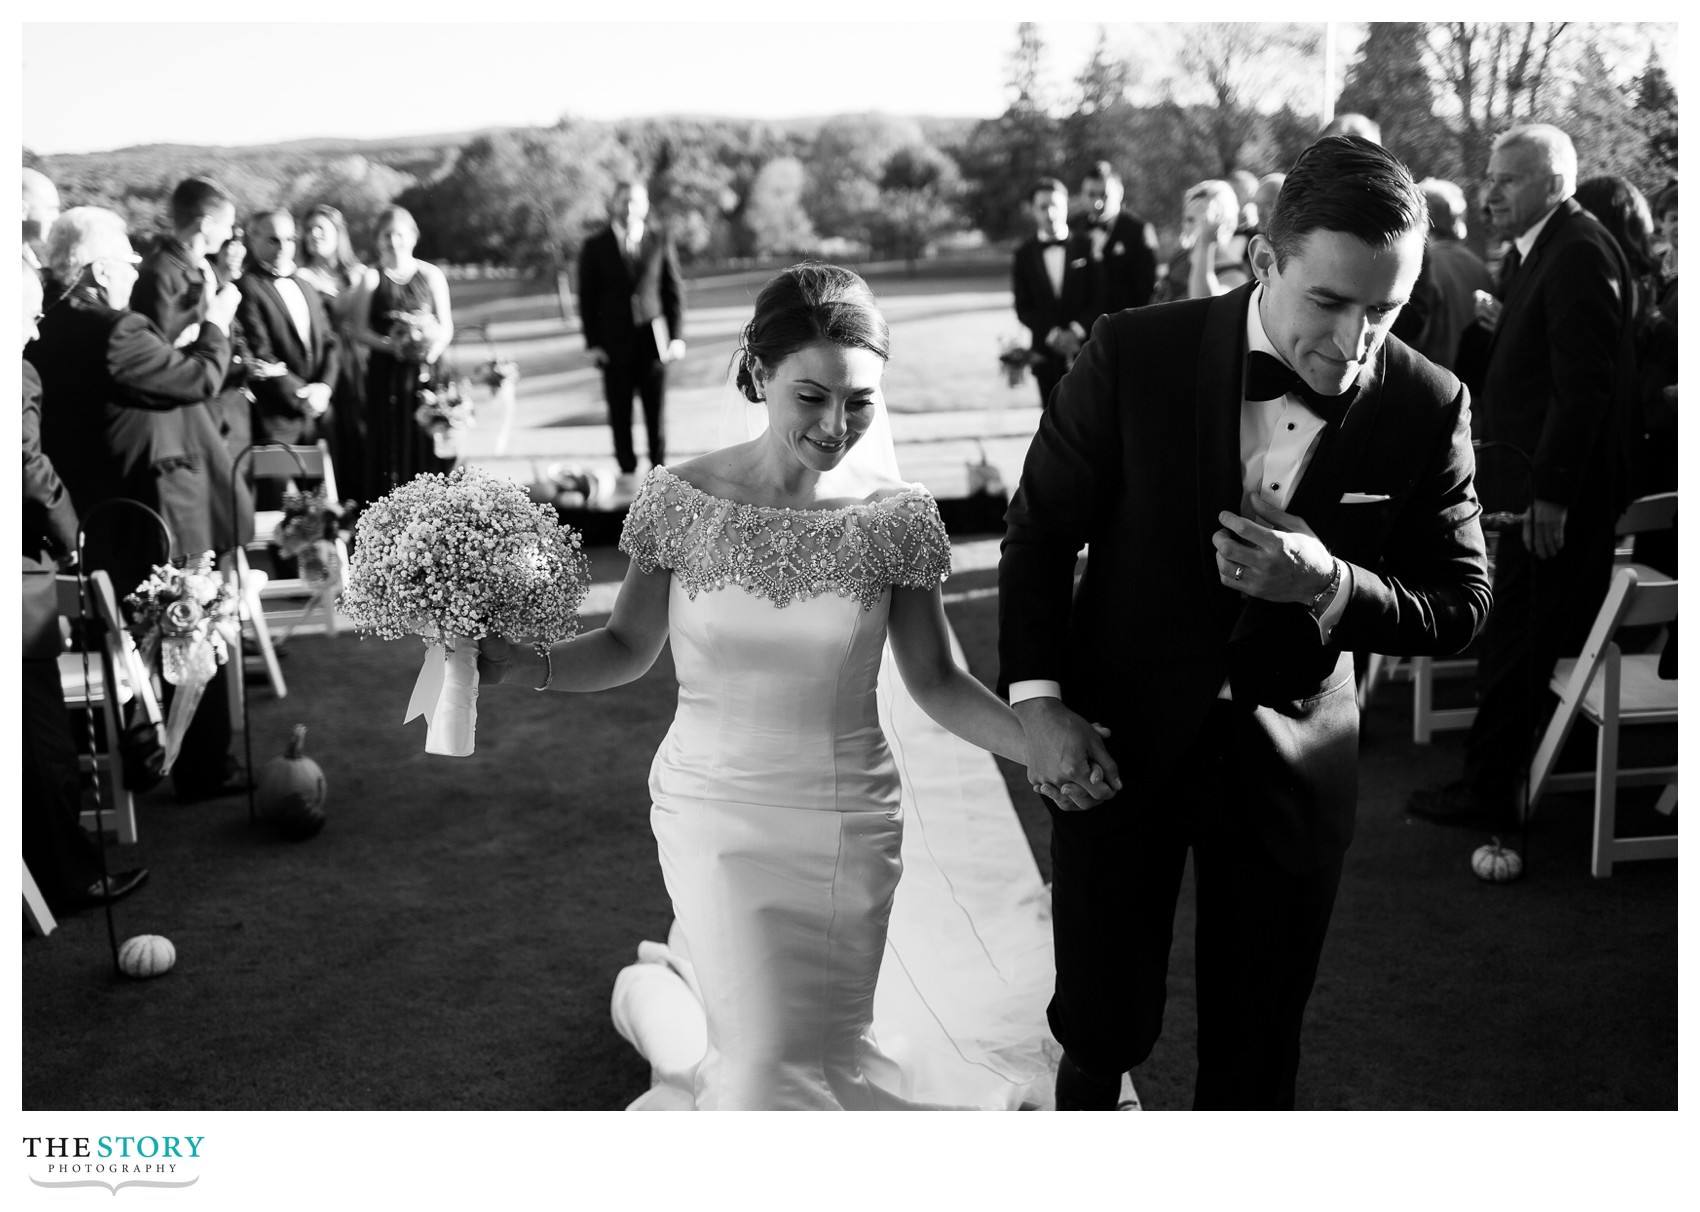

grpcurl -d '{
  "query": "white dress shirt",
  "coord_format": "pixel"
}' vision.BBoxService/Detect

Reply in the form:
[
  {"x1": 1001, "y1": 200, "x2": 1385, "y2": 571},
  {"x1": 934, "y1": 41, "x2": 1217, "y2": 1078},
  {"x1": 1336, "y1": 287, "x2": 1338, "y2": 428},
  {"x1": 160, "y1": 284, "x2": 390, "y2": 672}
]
[
  {"x1": 1010, "y1": 285, "x2": 1355, "y2": 706},
  {"x1": 273, "y1": 275, "x2": 313, "y2": 350}
]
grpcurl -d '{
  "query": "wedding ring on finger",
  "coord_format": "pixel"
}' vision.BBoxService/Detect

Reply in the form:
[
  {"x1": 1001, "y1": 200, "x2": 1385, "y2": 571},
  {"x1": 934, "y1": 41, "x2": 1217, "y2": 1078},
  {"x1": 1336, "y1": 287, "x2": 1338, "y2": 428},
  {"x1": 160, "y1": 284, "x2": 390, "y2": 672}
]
[{"x1": 1233, "y1": 563, "x2": 1245, "y2": 581}]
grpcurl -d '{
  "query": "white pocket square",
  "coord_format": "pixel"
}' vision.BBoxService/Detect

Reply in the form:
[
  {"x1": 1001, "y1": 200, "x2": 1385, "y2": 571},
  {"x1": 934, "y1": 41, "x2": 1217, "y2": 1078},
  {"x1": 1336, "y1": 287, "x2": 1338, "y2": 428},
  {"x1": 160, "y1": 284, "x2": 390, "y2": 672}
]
[{"x1": 1340, "y1": 492, "x2": 1391, "y2": 504}]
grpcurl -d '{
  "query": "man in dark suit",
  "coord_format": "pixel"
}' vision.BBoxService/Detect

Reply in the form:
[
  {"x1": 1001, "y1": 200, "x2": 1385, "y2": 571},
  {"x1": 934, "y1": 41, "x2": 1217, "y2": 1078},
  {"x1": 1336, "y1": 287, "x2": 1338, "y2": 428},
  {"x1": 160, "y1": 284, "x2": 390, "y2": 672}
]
[
  {"x1": 1011, "y1": 178, "x2": 1089, "y2": 409},
  {"x1": 999, "y1": 137, "x2": 1492, "y2": 1109},
  {"x1": 1408, "y1": 124, "x2": 1636, "y2": 828},
  {"x1": 131, "y1": 177, "x2": 252, "y2": 555},
  {"x1": 576, "y1": 180, "x2": 686, "y2": 486},
  {"x1": 238, "y1": 210, "x2": 338, "y2": 448},
  {"x1": 1076, "y1": 161, "x2": 1158, "y2": 327},
  {"x1": 133, "y1": 178, "x2": 236, "y2": 349},
  {"x1": 30, "y1": 206, "x2": 250, "y2": 804},
  {"x1": 21, "y1": 262, "x2": 149, "y2": 912}
]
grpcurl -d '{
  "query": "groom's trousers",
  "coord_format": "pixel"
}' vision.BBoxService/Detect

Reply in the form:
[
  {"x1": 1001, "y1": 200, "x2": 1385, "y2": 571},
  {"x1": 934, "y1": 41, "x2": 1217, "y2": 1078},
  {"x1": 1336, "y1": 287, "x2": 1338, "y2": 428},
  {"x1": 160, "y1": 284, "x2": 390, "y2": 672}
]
[{"x1": 1046, "y1": 697, "x2": 1349, "y2": 1110}]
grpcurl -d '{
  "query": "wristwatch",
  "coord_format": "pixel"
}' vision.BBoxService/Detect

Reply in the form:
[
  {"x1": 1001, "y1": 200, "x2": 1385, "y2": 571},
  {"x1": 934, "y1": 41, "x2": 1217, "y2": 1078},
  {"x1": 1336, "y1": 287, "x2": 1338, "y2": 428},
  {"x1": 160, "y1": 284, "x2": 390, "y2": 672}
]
[{"x1": 1308, "y1": 557, "x2": 1342, "y2": 617}]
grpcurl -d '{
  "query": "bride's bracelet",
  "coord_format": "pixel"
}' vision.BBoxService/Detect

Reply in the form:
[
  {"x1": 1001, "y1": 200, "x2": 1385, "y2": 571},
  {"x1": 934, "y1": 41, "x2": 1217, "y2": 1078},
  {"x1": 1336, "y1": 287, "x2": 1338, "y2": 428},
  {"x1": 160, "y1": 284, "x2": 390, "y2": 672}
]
[{"x1": 533, "y1": 644, "x2": 554, "y2": 692}]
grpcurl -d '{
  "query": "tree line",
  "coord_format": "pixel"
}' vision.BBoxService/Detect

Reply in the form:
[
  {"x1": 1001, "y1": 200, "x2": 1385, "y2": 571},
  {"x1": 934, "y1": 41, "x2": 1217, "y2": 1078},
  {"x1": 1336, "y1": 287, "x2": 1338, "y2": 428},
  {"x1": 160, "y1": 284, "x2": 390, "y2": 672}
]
[{"x1": 27, "y1": 22, "x2": 1676, "y2": 275}]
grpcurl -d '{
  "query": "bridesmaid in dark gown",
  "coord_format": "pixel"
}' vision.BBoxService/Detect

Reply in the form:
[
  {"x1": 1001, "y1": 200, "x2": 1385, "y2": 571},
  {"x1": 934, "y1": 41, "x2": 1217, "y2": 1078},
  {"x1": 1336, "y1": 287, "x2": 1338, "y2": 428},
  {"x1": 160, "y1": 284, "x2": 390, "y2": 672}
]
[{"x1": 348, "y1": 206, "x2": 454, "y2": 501}]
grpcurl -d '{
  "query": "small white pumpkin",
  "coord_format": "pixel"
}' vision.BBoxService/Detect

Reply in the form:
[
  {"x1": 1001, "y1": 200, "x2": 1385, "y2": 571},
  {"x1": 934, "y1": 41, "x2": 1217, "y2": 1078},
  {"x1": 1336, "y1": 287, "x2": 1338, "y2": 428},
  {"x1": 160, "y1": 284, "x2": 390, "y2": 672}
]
[
  {"x1": 118, "y1": 934, "x2": 177, "y2": 979},
  {"x1": 1471, "y1": 837, "x2": 1524, "y2": 883}
]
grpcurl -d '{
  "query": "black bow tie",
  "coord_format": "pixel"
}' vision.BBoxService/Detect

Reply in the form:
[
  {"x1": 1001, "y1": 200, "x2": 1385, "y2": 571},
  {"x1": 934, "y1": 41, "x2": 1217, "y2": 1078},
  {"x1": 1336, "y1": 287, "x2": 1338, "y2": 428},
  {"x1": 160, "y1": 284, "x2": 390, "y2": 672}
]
[{"x1": 1244, "y1": 350, "x2": 1357, "y2": 426}]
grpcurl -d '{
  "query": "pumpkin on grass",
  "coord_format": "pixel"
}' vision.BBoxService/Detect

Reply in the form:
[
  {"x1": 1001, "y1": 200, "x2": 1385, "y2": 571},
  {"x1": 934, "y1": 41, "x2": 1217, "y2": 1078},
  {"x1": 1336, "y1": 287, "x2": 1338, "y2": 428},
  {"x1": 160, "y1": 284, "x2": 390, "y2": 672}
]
[
  {"x1": 258, "y1": 724, "x2": 327, "y2": 840},
  {"x1": 1471, "y1": 837, "x2": 1523, "y2": 883},
  {"x1": 118, "y1": 934, "x2": 176, "y2": 978}
]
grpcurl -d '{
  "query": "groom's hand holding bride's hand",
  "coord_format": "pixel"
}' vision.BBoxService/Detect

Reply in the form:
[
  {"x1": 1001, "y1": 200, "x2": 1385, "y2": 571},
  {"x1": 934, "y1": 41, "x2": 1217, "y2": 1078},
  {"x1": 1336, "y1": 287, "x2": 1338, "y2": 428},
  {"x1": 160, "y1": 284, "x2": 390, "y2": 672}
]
[
  {"x1": 1015, "y1": 698, "x2": 1122, "y2": 812},
  {"x1": 477, "y1": 635, "x2": 517, "y2": 683},
  {"x1": 1214, "y1": 494, "x2": 1335, "y2": 604}
]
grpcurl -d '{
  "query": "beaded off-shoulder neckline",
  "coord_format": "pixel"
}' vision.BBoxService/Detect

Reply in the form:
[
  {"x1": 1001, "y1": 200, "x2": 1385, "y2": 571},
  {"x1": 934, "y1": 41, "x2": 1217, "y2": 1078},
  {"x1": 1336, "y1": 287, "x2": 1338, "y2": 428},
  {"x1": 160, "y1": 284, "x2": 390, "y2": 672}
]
[{"x1": 647, "y1": 465, "x2": 927, "y2": 517}]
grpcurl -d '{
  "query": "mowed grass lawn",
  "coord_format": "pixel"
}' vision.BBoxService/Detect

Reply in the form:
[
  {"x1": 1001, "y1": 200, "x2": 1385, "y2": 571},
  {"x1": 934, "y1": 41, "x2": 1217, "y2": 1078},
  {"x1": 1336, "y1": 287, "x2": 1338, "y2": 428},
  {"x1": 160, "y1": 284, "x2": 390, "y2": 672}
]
[{"x1": 445, "y1": 255, "x2": 1038, "y2": 430}]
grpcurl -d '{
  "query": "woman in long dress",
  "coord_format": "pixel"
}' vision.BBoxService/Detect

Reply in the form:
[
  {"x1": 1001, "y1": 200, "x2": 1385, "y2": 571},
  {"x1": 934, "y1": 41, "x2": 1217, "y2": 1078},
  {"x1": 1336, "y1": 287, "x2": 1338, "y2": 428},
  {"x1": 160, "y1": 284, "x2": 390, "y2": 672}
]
[
  {"x1": 481, "y1": 265, "x2": 1107, "y2": 1109},
  {"x1": 297, "y1": 203, "x2": 369, "y2": 504},
  {"x1": 347, "y1": 205, "x2": 452, "y2": 501}
]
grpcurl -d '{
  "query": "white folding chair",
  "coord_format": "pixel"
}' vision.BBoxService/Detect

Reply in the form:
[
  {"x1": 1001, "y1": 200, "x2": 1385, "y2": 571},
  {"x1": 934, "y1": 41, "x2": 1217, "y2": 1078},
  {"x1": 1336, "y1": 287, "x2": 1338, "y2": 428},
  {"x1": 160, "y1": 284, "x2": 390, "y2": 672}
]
[
  {"x1": 239, "y1": 441, "x2": 350, "y2": 643},
  {"x1": 1613, "y1": 490, "x2": 1676, "y2": 582},
  {"x1": 224, "y1": 440, "x2": 353, "y2": 706},
  {"x1": 1524, "y1": 566, "x2": 1677, "y2": 878},
  {"x1": 23, "y1": 860, "x2": 58, "y2": 937},
  {"x1": 57, "y1": 569, "x2": 162, "y2": 845}
]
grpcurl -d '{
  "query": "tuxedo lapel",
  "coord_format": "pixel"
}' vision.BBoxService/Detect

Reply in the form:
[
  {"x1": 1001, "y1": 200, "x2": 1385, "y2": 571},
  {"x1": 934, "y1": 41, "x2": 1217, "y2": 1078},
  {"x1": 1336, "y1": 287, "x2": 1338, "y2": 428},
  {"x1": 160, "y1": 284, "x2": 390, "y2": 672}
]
[
  {"x1": 1485, "y1": 200, "x2": 1571, "y2": 361},
  {"x1": 256, "y1": 276, "x2": 307, "y2": 367},
  {"x1": 298, "y1": 277, "x2": 328, "y2": 365},
  {"x1": 1196, "y1": 284, "x2": 1253, "y2": 615}
]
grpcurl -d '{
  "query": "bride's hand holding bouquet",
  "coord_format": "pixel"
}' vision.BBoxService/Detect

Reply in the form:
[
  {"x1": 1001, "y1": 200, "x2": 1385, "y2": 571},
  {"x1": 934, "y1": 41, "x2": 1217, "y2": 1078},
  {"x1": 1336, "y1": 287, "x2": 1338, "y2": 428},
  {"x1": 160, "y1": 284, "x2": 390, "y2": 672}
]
[{"x1": 338, "y1": 465, "x2": 591, "y2": 756}]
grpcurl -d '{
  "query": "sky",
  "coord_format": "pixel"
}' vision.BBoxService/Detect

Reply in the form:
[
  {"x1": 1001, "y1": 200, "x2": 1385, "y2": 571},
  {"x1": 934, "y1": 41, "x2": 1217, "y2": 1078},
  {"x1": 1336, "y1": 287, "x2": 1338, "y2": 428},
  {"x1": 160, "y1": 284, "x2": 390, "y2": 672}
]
[
  {"x1": 8, "y1": 9, "x2": 1423, "y2": 157},
  {"x1": 11, "y1": 13, "x2": 1684, "y2": 155},
  {"x1": 19, "y1": 16, "x2": 1110, "y2": 155}
]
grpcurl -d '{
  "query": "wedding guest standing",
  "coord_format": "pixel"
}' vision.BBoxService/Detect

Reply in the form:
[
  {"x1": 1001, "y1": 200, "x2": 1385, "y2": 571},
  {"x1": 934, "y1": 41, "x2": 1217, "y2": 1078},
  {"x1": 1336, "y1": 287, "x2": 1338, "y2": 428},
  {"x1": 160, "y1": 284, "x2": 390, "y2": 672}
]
[
  {"x1": 22, "y1": 167, "x2": 60, "y2": 276},
  {"x1": 21, "y1": 261, "x2": 151, "y2": 913},
  {"x1": 1408, "y1": 125, "x2": 1636, "y2": 831},
  {"x1": 206, "y1": 226, "x2": 256, "y2": 462},
  {"x1": 347, "y1": 206, "x2": 452, "y2": 499},
  {"x1": 297, "y1": 204, "x2": 368, "y2": 503},
  {"x1": 1405, "y1": 178, "x2": 1494, "y2": 372},
  {"x1": 29, "y1": 207, "x2": 252, "y2": 803},
  {"x1": 1000, "y1": 136, "x2": 1490, "y2": 1109},
  {"x1": 1011, "y1": 178, "x2": 1088, "y2": 409},
  {"x1": 130, "y1": 178, "x2": 253, "y2": 555},
  {"x1": 577, "y1": 179, "x2": 686, "y2": 490},
  {"x1": 239, "y1": 210, "x2": 338, "y2": 447},
  {"x1": 1076, "y1": 161, "x2": 1158, "y2": 327},
  {"x1": 133, "y1": 178, "x2": 236, "y2": 347}
]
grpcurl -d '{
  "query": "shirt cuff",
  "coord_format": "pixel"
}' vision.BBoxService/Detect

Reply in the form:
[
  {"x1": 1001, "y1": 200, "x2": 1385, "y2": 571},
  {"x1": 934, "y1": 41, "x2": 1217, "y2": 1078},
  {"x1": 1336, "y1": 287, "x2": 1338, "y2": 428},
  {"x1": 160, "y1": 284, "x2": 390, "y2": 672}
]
[
  {"x1": 1311, "y1": 560, "x2": 1354, "y2": 643},
  {"x1": 1009, "y1": 679, "x2": 1062, "y2": 705}
]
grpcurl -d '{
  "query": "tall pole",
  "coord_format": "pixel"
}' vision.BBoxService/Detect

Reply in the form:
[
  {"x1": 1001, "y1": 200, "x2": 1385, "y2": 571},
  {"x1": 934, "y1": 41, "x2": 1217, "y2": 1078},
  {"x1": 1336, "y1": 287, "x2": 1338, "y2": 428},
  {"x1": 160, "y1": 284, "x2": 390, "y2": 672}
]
[{"x1": 1321, "y1": 21, "x2": 1337, "y2": 126}]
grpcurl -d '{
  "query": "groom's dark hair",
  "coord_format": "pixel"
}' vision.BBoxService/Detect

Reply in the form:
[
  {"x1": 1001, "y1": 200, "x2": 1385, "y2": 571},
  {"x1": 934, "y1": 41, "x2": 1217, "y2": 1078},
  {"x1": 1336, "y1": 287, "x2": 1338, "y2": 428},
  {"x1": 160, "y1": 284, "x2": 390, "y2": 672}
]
[
  {"x1": 1266, "y1": 135, "x2": 1427, "y2": 268},
  {"x1": 734, "y1": 263, "x2": 890, "y2": 404}
]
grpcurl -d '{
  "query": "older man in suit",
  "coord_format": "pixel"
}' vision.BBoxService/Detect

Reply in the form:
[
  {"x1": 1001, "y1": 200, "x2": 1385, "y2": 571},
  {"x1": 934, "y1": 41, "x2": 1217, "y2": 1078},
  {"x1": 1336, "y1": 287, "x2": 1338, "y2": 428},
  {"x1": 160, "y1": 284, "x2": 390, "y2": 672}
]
[
  {"x1": 29, "y1": 206, "x2": 250, "y2": 804},
  {"x1": 1408, "y1": 124, "x2": 1636, "y2": 829},
  {"x1": 21, "y1": 262, "x2": 150, "y2": 912},
  {"x1": 238, "y1": 210, "x2": 338, "y2": 446},
  {"x1": 1011, "y1": 178, "x2": 1089, "y2": 409},
  {"x1": 577, "y1": 180, "x2": 686, "y2": 487},
  {"x1": 1000, "y1": 136, "x2": 1491, "y2": 1109}
]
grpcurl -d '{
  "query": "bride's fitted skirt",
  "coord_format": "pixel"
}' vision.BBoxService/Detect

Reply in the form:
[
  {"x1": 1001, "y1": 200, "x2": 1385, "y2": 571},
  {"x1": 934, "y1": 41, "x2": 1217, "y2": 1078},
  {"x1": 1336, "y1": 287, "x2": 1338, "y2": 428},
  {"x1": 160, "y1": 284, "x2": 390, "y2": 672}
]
[{"x1": 651, "y1": 795, "x2": 934, "y2": 1110}]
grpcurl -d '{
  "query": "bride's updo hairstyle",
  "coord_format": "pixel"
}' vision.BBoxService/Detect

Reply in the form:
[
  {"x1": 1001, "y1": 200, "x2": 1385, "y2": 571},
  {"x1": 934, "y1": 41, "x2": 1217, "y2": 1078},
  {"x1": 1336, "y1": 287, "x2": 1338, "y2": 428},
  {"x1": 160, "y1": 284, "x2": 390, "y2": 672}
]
[{"x1": 734, "y1": 264, "x2": 890, "y2": 403}]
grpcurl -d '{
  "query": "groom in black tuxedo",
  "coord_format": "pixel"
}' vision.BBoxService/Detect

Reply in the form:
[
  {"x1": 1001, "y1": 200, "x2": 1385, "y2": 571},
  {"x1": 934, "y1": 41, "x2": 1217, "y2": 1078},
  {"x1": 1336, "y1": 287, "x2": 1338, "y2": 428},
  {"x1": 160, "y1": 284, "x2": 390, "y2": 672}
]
[{"x1": 999, "y1": 137, "x2": 1492, "y2": 1109}]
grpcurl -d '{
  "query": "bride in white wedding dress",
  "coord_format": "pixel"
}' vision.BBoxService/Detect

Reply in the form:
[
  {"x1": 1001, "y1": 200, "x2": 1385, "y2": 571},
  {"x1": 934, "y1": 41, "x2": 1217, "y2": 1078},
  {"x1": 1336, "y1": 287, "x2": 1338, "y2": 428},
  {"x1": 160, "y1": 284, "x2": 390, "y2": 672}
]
[{"x1": 481, "y1": 265, "x2": 1104, "y2": 1109}]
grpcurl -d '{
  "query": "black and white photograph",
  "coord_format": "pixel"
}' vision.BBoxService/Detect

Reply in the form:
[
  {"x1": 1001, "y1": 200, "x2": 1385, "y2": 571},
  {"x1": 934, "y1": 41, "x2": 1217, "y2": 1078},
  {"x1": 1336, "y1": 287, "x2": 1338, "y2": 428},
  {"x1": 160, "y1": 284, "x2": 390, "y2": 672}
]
[{"x1": 11, "y1": 9, "x2": 1686, "y2": 1206}]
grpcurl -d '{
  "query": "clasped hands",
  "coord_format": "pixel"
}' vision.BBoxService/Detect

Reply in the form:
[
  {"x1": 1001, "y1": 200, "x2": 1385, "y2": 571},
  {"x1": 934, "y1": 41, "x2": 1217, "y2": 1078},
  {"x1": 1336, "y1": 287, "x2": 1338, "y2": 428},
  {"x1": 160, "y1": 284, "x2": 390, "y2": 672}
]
[
  {"x1": 1212, "y1": 493, "x2": 1334, "y2": 603},
  {"x1": 1016, "y1": 699, "x2": 1120, "y2": 812}
]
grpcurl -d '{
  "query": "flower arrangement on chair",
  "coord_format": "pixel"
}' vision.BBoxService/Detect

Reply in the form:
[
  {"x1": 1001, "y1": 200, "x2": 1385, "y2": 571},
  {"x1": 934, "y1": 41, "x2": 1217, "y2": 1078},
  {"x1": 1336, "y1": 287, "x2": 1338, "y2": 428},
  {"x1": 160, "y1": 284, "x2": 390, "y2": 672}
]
[
  {"x1": 997, "y1": 338, "x2": 1033, "y2": 388},
  {"x1": 414, "y1": 377, "x2": 478, "y2": 461},
  {"x1": 273, "y1": 487, "x2": 353, "y2": 588},
  {"x1": 123, "y1": 552, "x2": 240, "y2": 774}
]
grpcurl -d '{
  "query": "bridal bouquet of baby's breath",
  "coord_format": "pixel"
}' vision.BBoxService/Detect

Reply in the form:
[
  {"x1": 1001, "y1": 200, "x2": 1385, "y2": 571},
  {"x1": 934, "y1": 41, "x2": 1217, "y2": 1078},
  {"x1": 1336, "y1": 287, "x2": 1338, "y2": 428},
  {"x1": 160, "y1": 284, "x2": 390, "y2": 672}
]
[{"x1": 339, "y1": 465, "x2": 591, "y2": 756}]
